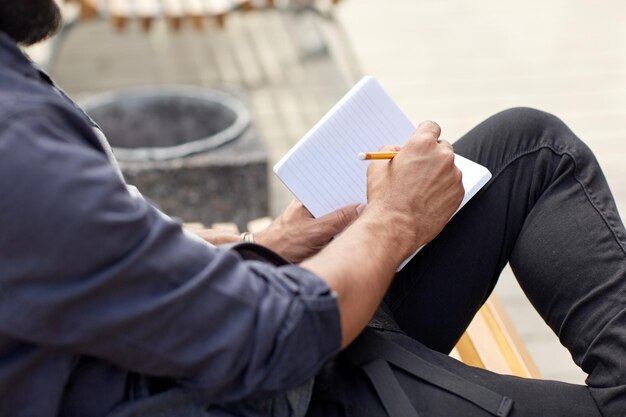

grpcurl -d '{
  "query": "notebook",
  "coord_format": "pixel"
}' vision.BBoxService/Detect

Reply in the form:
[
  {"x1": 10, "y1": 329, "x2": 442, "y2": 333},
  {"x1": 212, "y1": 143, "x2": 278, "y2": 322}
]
[{"x1": 273, "y1": 76, "x2": 491, "y2": 266}]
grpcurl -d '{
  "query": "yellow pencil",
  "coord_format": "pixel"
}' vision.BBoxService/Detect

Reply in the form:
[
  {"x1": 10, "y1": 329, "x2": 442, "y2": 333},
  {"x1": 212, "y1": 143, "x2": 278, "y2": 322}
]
[{"x1": 357, "y1": 151, "x2": 398, "y2": 160}]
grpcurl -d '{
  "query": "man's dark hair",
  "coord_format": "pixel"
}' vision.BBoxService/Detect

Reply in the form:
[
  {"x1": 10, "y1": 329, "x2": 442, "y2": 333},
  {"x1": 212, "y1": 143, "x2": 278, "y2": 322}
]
[{"x1": 0, "y1": 0, "x2": 62, "y2": 46}]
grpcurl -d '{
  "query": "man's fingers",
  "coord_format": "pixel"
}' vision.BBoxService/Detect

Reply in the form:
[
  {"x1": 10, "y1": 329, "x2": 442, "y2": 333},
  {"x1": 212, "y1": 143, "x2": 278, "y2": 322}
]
[
  {"x1": 414, "y1": 120, "x2": 441, "y2": 144},
  {"x1": 285, "y1": 198, "x2": 314, "y2": 219},
  {"x1": 318, "y1": 203, "x2": 360, "y2": 231}
]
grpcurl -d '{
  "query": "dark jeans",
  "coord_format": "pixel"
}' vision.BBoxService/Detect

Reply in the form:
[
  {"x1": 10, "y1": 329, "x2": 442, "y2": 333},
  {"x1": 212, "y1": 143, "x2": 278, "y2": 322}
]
[{"x1": 375, "y1": 107, "x2": 625, "y2": 416}]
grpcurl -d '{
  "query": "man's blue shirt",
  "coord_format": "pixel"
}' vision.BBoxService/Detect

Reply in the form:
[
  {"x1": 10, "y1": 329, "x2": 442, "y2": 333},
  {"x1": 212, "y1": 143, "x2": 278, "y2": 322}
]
[{"x1": 0, "y1": 32, "x2": 341, "y2": 417}]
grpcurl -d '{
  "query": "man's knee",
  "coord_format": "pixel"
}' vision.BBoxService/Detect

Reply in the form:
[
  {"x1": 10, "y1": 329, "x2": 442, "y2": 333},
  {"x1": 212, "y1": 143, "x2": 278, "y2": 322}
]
[
  {"x1": 489, "y1": 107, "x2": 569, "y2": 137},
  {"x1": 481, "y1": 107, "x2": 589, "y2": 154}
]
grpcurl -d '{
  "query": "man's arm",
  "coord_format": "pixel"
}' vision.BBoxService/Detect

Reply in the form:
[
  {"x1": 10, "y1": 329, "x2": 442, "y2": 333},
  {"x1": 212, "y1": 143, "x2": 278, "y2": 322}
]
[
  {"x1": 189, "y1": 199, "x2": 361, "y2": 263},
  {"x1": 302, "y1": 121, "x2": 464, "y2": 347},
  {"x1": 0, "y1": 107, "x2": 344, "y2": 401}
]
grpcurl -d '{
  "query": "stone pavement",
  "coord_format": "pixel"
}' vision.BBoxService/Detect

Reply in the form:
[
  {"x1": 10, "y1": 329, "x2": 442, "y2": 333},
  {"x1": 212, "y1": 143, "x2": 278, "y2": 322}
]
[{"x1": 43, "y1": 0, "x2": 626, "y2": 384}]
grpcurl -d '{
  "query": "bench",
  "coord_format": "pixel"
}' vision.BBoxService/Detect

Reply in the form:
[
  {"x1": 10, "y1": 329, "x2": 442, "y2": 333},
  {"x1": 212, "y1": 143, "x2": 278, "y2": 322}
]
[
  {"x1": 64, "y1": 0, "x2": 342, "y2": 31},
  {"x1": 29, "y1": 0, "x2": 345, "y2": 76},
  {"x1": 451, "y1": 296, "x2": 541, "y2": 378},
  {"x1": 188, "y1": 219, "x2": 542, "y2": 379}
]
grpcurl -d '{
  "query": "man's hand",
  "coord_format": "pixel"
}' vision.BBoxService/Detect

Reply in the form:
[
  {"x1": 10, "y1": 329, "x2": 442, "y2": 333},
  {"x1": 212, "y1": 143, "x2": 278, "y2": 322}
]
[
  {"x1": 185, "y1": 200, "x2": 359, "y2": 261},
  {"x1": 255, "y1": 199, "x2": 361, "y2": 263},
  {"x1": 301, "y1": 120, "x2": 465, "y2": 348},
  {"x1": 364, "y1": 120, "x2": 464, "y2": 259}
]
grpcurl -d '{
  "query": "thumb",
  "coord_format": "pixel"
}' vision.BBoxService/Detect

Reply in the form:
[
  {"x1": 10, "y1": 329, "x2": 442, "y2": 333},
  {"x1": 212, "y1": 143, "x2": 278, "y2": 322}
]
[{"x1": 318, "y1": 203, "x2": 360, "y2": 232}]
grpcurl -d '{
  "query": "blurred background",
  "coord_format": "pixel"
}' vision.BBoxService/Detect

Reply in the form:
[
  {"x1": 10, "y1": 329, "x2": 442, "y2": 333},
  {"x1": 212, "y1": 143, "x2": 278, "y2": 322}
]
[{"x1": 29, "y1": 0, "x2": 626, "y2": 384}]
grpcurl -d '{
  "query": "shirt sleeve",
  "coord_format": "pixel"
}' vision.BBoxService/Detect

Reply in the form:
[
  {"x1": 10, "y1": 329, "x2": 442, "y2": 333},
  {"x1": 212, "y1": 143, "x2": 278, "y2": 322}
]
[{"x1": 0, "y1": 106, "x2": 342, "y2": 402}]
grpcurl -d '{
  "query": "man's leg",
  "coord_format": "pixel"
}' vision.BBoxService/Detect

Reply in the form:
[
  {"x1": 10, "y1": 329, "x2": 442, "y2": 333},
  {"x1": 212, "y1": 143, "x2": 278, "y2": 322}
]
[{"x1": 386, "y1": 107, "x2": 626, "y2": 416}]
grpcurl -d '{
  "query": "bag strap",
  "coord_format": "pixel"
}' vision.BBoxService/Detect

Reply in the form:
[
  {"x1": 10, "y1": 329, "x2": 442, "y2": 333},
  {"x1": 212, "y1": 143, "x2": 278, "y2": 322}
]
[
  {"x1": 361, "y1": 357, "x2": 420, "y2": 417},
  {"x1": 346, "y1": 329, "x2": 513, "y2": 417}
]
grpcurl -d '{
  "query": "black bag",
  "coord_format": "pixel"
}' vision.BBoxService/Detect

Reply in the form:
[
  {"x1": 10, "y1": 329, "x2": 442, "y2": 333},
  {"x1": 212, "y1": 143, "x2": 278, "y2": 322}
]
[{"x1": 306, "y1": 307, "x2": 513, "y2": 417}]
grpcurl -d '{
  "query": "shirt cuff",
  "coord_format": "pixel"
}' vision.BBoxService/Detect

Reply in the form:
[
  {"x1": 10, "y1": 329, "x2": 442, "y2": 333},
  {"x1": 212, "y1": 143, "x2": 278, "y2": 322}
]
[{"x1": 245, "y1": 261, "x2": 342, "y2": 396}]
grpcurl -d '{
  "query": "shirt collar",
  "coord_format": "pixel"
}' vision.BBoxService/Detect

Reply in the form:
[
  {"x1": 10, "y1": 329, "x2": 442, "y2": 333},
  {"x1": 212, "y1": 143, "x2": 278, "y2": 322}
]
[{"x1": 0, "y1": 31, "x2": 46, "y2": 80}]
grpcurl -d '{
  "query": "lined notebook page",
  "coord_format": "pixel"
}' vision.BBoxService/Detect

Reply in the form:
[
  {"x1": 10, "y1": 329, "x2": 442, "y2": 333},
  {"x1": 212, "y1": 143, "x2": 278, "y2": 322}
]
[{"x1": 274, "y1": 76, "x2": 491, "y2": 221}]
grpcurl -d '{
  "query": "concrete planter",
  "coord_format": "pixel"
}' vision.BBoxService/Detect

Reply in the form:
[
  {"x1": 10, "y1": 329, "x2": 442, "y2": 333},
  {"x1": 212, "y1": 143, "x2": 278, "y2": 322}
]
[{"x1": 83, "y1": 86, "x2": 269, "y2": 229}]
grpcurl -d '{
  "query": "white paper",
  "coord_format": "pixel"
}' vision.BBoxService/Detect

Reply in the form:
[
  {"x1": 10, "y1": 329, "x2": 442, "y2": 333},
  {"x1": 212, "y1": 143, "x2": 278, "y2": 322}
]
[{"x1": 273, "y1": 76, "x2": 492, "y2": 267}]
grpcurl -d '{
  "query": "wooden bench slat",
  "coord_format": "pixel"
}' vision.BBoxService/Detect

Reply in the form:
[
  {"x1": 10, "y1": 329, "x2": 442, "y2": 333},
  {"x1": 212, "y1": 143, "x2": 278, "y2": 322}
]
[
  {"x1": 456, "y1": 297, "x2": 542, "y2": 378},
  {"x1": 454, "y1": 332, "x2": 486, "y2": 369}
]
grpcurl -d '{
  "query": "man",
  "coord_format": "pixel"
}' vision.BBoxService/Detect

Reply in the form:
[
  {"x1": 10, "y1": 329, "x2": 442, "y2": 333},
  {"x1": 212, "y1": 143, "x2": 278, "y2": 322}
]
[{"x1": 0, "y1": 1, "x2": 625, "y2": 416}]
